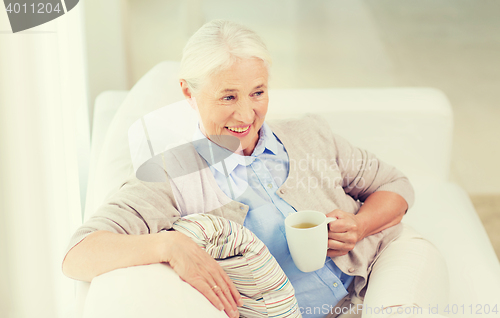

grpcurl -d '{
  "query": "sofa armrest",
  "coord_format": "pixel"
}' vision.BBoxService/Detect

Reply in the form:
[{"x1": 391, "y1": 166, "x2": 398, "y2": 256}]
[
  {"x1": 405, "y1": 181, "x2": 500, "y2": 311},
  {"x1": 82, "y1": 264, "x2": 228, "y2": 318}
]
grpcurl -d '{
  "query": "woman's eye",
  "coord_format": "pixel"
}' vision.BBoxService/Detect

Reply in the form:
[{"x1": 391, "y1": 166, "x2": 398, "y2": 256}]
[
  {"x1": 254, "y1": 91, "x2": 264, "y2": 97},
  {"x1": 222, "y1": 95, "x2": 235, "y2": 101}
]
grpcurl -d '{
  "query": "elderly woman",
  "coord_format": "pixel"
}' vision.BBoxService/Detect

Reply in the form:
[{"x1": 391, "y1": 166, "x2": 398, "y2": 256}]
[{"x1": 62, "y1": 20, "x2": 449, "y2": 318}]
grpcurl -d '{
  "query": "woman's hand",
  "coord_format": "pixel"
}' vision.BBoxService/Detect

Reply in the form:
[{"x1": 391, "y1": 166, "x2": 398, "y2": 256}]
[
  {"x1": 160, "y1": 231, "x2": 243, "y2": 318},
  {"x1": 326, "y1": 209, "x2": 366, "y2": 258}
]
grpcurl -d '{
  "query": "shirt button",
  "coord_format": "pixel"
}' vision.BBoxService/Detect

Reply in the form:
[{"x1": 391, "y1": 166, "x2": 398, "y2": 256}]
[
  {"x1": 348, "y1": 267, "x2": 355, "y2": 273},
  {"x1": 333, "y1": 282, "x2": 338, "y2": 288},
  {"x1": 267, "y1": 183, "x2": 273, "y2": 189}
]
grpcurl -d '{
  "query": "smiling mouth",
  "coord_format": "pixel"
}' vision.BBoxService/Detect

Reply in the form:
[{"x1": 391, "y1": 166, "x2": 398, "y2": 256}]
[{"x1": 225, "y1": 126, "x2": 250, "y2": 133}]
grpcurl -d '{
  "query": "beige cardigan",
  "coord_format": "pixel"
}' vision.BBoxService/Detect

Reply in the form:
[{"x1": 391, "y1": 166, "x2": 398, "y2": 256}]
[{"x1": 65, "y1": 114, "x2": 414, "y2": 300}]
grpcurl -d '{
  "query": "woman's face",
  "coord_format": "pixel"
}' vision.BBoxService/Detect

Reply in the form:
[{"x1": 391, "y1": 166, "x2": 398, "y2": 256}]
[{"x1": 184, "y1": 58, "x2": 269, "y2": 156}]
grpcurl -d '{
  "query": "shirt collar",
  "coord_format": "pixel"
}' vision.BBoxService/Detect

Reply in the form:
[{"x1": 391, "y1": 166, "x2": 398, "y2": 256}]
[
  {"x1": 192, "y1": 124, "x2": 245, "y2": 175},
  {"x1": 192, "y1": 122, "x2": 277, "y2": 175},
  {"x1": 252, "y1": 122, "x2": 279, "y2": 157}
]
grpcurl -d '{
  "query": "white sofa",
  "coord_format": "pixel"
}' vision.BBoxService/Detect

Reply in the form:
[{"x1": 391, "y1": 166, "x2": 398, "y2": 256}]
[{"x1": 74, "y1": 61, "x2": 500, "y2": 318}]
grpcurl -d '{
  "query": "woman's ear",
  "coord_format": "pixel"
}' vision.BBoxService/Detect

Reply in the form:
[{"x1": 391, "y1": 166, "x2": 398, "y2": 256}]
[
  {"x1": 180, "y1": 80, "x2": 198, "y2": 111},
  {"x1": 179, "y1": 79, "x2": 192, "y2": 99}
]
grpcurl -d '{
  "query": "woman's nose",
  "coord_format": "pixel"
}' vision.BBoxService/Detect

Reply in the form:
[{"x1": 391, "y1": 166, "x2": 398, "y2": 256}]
[{"x1": 233, "y1": 99, "x2": 254, "y2": 123}]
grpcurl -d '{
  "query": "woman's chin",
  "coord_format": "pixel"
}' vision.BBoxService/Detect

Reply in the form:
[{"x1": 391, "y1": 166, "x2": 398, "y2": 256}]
[{"x1": 209, "y1": 125, "x2": 260, "y2": 155}]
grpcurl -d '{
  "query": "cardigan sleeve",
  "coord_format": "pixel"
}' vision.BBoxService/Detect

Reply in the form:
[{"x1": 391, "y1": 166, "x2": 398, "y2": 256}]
[
  {"x1": 63, "y1": 173, "x2": 182, "y2": 258},
  {"x1": 330, "y1": 130, "x2": 415, "y2": 212}
]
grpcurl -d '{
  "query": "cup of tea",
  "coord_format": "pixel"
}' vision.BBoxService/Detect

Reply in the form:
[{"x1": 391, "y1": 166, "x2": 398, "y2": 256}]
[{"x1": 284, "y1": 210, "x2": 337, "y2": 272}]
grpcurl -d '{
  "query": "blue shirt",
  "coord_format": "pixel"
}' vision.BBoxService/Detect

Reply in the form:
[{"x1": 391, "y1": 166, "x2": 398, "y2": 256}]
[{"x1": 193, "y1": 122, "x2": 354, "y2": 318}]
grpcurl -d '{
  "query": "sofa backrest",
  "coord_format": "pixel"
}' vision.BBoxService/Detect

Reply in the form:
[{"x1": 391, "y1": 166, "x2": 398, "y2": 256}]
[{"x1": 267, "y1": 87, "x2": 453, "y2": 186}]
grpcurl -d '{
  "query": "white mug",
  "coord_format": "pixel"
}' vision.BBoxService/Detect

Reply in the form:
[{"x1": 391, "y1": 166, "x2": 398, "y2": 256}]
[{"x1": 284, "y1": 210, "x2": 337, "y2": 272}]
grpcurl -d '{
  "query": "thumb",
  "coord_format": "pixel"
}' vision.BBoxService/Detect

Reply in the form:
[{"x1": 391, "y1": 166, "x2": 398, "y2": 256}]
[
  {"x1": 326, "y1": 209, "x2": 343, "y2": 219},
  {"x1": 326, "y1": 209, "x2": 343, "y2": 231}
]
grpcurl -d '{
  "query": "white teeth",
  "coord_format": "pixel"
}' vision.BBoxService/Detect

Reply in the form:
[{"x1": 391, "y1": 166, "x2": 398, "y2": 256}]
[{"x1": 227, "y1": 126, "x2": 249, "y2": 133}]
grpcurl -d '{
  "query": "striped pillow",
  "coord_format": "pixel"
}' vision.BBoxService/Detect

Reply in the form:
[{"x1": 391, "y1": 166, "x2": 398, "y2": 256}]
[{"x1": 172, "y1": 214, "x2": 301, "y2": 318}]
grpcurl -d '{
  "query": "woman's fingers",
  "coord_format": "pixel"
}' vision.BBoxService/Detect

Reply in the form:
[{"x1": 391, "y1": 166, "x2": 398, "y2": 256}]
[
  {"x1": 328, "y1": 230, "x2": 347, "y2": 239},
  {"x1": 166, "y1": 234, "x2": 241, "y2": 318},
  {"x1": 189, "y1": 278, "x2": 225, "y2": 311},
  {"x1": 328, "y1": 238, "x2": 345, "y2": 250},
  {"x1": 210, "y1": 282, "x2": 239, "y2": 318},
  {"x1": 217, "y1": 263, "x2": 244, "y2": 306},
  {"x1": 328, "y1": 231, "x2": 357, "y2": 245},
  {"x1": 168, "y1": 234, "x2": 243, "y2": 318},
  {"x1": 327, "y1": 248, "x2": 348, "y2": 257},
  {"x1": 210, "y1": 270, "x2": 239, "y2": 315},
  {"x1": 328, "y1": 238, "x2": 354, "y2": 253},
  {"x1": 327, "y1": 232, "x2": 350, "y2": 257},
  {"x1": 191, "y1": 262, "x2": 240, "y2": 318},
  {"x1": 181, "y1": 267, "x2": 239, "y2": 318}
]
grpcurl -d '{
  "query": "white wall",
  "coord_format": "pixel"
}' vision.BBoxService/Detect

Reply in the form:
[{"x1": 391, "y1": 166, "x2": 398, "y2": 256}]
[{"x1": 83, "y1": 0, "x2": 130, "y2": 131}]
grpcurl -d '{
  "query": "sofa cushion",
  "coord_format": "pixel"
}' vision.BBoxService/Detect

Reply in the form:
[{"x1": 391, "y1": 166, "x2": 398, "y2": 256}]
[{"x1": 172, "y1": 214, "x2": 300, "y2": 318}]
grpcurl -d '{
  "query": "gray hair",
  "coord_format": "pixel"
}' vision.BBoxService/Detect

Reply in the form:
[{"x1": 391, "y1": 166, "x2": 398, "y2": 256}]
[{"x1": 179, "y1": 19, "x2": 272, "y2": 95}]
